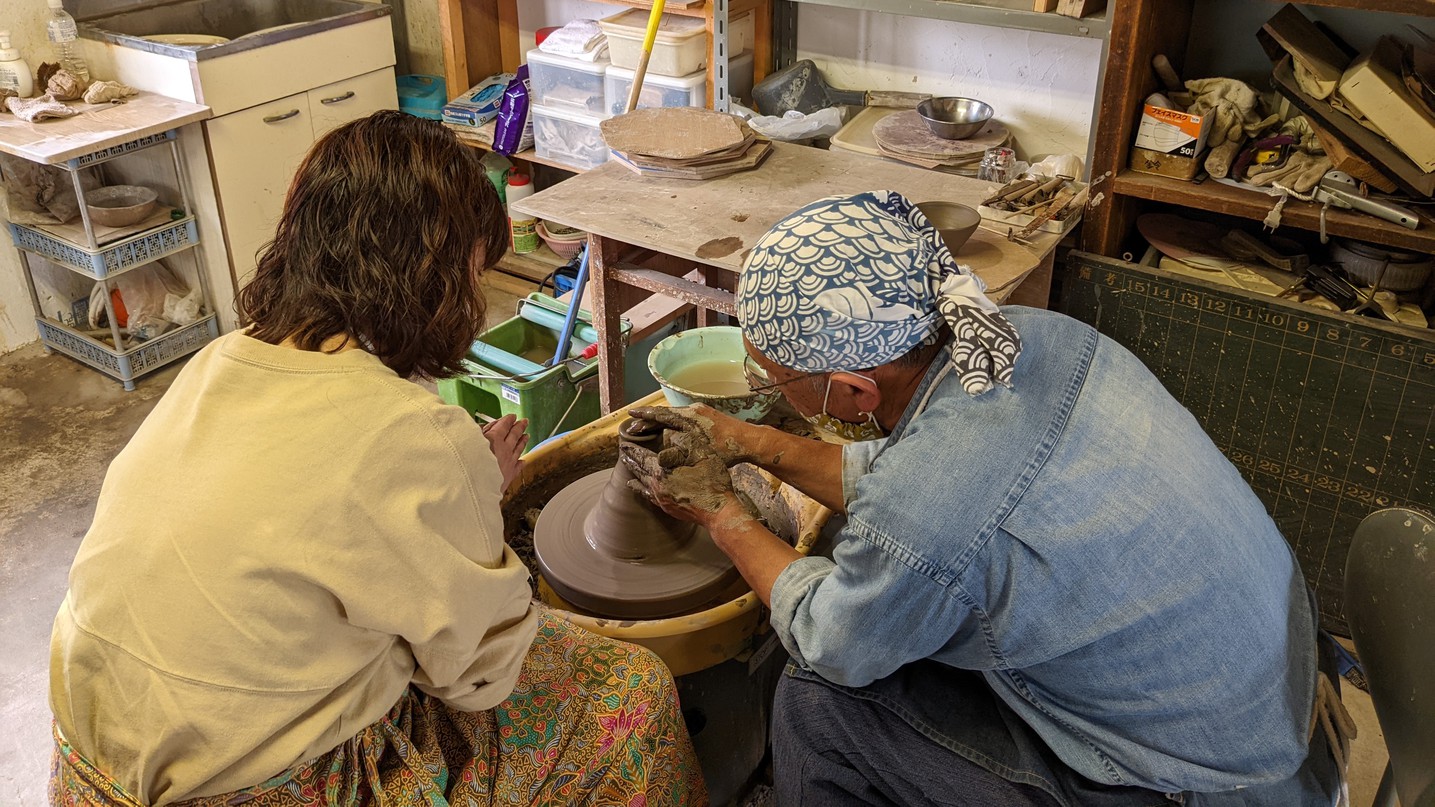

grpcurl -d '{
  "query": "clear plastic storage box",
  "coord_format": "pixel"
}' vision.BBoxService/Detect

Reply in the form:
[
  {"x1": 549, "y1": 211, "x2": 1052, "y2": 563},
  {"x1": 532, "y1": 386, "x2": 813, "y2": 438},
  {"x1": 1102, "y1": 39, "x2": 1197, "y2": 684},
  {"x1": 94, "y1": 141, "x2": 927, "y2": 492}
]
[
  {"x1": 599, "y1": 10, "x2": 754, "y2": 77},
  {"x1": 603, "y1": 51, "x2": 754, "y2": 116},
  {"x1": 532, "y1": 105, "x2": 611, "y2": 171},
  {"x1": 526, "y1": 49, "x2": 610, "y2": 116}
]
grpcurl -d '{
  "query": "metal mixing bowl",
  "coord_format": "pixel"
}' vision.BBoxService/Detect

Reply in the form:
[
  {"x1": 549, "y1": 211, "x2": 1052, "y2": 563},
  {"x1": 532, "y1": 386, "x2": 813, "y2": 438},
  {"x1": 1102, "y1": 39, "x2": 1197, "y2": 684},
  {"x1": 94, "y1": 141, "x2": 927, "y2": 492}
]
[
  {"x1": 917, "y1": 97, "x2": 994, "y2": 140},
  {"x1": 916, "y1": 201, "x2": 982, "y2": 254}
]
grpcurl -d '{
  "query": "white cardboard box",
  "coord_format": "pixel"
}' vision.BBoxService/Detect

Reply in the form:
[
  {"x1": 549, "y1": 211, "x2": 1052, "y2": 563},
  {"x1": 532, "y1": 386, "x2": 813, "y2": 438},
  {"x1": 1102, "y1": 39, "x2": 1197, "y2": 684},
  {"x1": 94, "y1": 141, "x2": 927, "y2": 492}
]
[{"x1": 1337, "y1": 36, "x2": 1435, "y2": 172}]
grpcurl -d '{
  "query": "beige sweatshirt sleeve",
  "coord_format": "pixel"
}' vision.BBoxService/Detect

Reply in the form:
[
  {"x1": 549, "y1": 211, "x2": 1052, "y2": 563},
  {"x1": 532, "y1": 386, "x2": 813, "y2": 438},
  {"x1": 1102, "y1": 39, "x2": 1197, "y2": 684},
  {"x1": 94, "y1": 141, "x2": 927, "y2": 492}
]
[{"x1": 312, "y1": 394, "x2": 539, "y2": 713}]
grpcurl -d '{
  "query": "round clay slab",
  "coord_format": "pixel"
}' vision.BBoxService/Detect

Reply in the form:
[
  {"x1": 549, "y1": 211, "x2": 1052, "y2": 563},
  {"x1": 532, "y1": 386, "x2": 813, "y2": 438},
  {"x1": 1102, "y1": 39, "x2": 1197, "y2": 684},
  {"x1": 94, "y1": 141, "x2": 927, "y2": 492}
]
[
  {"x1": 534, "y1": 469, "x2": 739, "y2": 619},
  {"x1": 873, "y1": 110, "x2": 1009, "y2": 158}
]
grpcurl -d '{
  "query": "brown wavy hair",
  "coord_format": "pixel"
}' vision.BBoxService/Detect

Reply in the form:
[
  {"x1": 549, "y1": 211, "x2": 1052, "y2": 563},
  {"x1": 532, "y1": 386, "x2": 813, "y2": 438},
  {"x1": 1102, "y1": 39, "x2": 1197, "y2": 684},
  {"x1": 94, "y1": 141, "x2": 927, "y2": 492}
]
[{"x1": 236, "y1": 110, "x2": 508, "y2": 379}]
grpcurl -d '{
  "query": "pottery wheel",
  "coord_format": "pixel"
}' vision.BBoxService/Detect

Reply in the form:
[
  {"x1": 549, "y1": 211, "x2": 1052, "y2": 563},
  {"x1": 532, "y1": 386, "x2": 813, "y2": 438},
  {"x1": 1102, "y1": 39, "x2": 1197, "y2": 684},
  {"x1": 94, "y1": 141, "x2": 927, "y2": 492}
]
[
  {"x1": 534, "y1": 469, "x2": 739, "y2": 619},
  {"x1": 873, "y1": 110, "x2": 1009, "y2": 158}
]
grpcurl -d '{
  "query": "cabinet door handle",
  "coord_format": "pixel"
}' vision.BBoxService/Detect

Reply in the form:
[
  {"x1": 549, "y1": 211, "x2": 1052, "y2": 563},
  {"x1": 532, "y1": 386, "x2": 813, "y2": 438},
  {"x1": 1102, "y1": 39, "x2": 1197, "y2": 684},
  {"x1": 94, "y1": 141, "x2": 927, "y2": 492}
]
[
  {"x1": 320, "y1": 91, "x2": 357, "y2": 105},
  {"x1": 263, "y1": 109, "x2": 301, "y2": 123}
]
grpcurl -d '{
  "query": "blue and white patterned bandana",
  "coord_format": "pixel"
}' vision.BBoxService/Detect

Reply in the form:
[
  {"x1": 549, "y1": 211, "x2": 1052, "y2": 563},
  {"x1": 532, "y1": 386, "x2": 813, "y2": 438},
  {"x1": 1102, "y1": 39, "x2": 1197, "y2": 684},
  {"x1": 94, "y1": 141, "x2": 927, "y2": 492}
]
[{"x1": 737, "y1": 190, "x2": 1022, "y2": 395}]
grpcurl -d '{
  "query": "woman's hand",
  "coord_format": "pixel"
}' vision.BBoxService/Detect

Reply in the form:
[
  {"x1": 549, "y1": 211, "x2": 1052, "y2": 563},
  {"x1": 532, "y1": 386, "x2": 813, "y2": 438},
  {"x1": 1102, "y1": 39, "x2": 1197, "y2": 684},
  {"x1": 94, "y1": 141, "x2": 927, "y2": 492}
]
[
  {"x1": 482, "y1": 414, "x2": 528, "y2": 492},
  {"x1": 627, "y1": 404, "x2": 760, "y2": 467}
]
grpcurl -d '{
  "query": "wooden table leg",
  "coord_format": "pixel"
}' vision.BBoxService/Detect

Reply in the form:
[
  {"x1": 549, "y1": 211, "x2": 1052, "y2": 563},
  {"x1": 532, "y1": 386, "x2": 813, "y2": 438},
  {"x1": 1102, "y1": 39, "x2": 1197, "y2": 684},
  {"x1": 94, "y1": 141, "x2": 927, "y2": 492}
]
[
  {"x1": 696, "y1": 266, "x2": 738, "y2": 327},
  {"x1": 589, "y1": 235, "x2": 627, "y2": 414},
  {"x1": 1004, "y1": 250, "x2": 1057, "y2": 309}
]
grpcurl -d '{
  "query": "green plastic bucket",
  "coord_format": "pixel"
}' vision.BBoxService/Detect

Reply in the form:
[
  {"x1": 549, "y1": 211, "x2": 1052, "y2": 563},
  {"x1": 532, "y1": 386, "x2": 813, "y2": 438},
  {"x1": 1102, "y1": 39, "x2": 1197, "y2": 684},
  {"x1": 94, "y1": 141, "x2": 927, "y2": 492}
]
[{"x1": 438, "y1": 295, "x2": 631, "y2": 444}]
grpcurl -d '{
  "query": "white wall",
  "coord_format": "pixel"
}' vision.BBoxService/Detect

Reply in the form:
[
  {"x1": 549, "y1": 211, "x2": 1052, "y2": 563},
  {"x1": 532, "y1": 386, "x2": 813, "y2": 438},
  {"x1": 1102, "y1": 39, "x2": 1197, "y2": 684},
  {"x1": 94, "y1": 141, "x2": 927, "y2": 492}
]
[
  {"x1": 0, "y1": 1, "x2": 54, "y2": 354},
  {"x1": 402, "y1": 0, "x2": 1104, "y2": 161}
]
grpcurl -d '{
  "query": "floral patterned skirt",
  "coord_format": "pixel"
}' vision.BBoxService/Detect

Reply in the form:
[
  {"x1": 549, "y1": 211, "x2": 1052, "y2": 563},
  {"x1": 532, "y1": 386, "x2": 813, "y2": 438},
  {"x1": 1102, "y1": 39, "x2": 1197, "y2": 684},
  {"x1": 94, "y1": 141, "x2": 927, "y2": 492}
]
[{"x1": 51, "y1": 611, "x2": 708, "y2": 806}]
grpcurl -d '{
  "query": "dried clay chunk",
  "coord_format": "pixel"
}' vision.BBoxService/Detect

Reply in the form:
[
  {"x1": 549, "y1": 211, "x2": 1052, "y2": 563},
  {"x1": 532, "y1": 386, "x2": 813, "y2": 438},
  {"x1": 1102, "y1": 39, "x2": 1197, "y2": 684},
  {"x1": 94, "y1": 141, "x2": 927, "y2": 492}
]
[
  {"x1": 36, "y1": 62, "x2": 61, "y2": 89},
  {"x1": 83, "y1": 81, "x2": 137, "y2": 104},
  {"x1": 47, "y1": 70, "x2": 88, "y2": 102}
]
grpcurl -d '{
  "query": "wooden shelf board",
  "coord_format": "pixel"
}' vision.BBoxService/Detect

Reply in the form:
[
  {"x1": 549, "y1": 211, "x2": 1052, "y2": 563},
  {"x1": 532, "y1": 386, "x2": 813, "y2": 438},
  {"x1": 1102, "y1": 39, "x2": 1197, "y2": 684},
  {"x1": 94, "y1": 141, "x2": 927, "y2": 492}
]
[
  {"x1": 1112, "y1": 171, "x2": 1435, "y2": 254},
  {"x1": 1270, "y1": 0, "x2": 1435, "y2": 16},
  {"x1": 593, "y1": 0, "x2": 710, "y2": 18},
  {"x1": 450, "y1": 127, "x2": 589, "y2": 174},
  {"x1": 493, "y1": 244, "x2": 570, "y2": 285}
]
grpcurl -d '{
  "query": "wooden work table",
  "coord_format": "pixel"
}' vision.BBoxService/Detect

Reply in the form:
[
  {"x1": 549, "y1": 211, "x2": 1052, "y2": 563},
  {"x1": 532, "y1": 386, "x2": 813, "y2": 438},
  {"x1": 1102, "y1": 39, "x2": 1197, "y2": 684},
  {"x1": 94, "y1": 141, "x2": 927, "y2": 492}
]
[{"x1": 513, "y1": 142, "x2": 1064, "y2": 412}]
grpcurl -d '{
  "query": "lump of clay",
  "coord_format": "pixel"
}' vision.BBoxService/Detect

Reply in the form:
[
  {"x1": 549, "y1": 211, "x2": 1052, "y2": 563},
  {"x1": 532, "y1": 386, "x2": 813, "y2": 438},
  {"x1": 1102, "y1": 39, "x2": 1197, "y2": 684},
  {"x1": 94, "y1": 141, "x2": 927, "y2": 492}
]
[
  {"x1": 47, "y1": 70, "x2": 88, "y2": 102},
  {"x1": 83, "y1": 80, "x2": 137, "y2": 104},
  {"x1": 6, "y1": 93, "x2": 80, "y2": 122}
]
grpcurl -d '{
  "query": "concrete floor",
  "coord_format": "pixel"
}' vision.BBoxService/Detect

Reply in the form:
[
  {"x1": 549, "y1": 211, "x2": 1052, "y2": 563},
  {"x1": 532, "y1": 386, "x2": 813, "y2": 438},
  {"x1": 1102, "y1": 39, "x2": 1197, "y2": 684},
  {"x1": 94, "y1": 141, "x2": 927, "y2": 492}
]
[{"x1": 0, "y1": 274, "x2": 1391, "y2": 805}]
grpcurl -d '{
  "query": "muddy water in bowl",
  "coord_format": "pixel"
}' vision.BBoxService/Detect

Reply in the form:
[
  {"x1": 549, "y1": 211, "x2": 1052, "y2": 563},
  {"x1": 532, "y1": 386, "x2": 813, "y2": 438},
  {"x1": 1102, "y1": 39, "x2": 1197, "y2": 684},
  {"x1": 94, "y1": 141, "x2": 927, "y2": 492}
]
[
  {"x1": 648, "y1": 326, "x2": 777, "y2": 421},
  {"x1": 666, "y1": 359, "x2": 749, "y2": 397}
]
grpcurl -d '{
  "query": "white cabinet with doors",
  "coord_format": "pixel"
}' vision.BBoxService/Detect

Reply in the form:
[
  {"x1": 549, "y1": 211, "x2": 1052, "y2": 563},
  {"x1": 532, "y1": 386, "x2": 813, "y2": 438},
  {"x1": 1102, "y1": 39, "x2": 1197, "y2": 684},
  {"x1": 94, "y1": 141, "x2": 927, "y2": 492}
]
[
  {"x1": 207, "y1": 69, "x2": 398, "y2": 288},
  {"x1": 81, "y1": 18, "x2": 397, "y2": 331}
]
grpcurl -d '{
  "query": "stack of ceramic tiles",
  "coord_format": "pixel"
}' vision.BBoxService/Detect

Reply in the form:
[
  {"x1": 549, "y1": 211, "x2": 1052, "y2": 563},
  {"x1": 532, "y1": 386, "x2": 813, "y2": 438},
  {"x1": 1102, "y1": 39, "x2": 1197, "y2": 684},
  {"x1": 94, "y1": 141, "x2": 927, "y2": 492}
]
[
  {"x1": 872, "y1": 110, "x2": 1010, "y2": 176},
  {"x1": 600, "y1": 107, "x2": 772, "y2": 180}
]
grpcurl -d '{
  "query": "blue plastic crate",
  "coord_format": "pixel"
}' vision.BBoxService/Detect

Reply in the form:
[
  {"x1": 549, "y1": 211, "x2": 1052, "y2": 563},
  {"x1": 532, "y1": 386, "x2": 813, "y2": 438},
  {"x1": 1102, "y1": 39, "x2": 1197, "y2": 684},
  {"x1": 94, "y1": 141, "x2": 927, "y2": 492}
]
[
  {"x1": 398, "y1": 75, "x2": 447, "y2": 121},
  {"x1": 36, "y1": 314, "x2": 217, "y2": 391},
  {"x1": 10, "y1": 217, "x2": 199, "y2": 280}
]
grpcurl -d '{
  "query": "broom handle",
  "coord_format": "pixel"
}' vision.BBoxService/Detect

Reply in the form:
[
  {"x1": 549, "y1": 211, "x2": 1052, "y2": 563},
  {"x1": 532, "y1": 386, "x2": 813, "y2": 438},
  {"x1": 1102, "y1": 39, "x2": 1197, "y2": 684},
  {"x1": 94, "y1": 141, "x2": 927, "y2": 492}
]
[{"x1": 625, "y1": 0, "x2": 667, "y2": 114}]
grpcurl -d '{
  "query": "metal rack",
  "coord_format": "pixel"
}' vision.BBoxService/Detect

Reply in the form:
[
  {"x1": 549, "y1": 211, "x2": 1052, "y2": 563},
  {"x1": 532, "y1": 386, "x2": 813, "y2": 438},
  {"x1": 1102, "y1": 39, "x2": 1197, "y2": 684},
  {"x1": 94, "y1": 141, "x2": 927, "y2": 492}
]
[{"x1": 8, "y1": 127, "x2": 217, "y2": 391}]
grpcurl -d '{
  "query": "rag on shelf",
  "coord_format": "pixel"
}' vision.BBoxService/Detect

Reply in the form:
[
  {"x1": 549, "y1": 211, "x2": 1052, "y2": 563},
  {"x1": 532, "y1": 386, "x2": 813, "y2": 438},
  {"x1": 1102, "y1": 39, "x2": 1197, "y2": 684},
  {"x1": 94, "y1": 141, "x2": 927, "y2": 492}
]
[{"x1": 538, "y1": 20, "x2": 609, "y2": 62}]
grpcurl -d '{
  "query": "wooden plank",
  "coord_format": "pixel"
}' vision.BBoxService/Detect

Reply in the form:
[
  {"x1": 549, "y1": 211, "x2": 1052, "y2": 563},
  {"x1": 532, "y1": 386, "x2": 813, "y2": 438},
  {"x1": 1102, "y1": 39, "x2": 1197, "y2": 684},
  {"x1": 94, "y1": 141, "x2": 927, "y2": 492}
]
[
  {"x1": 1033, "y1": 0, "x2": 1059, "y2": 10},
  {"x1": 751, "y1": 0, "x2": 774, "y2": 89},
  {"x1": 438, "y1": 0, "x2": 504, "y2": 100},
  {"x1": 610, "y1": 265, "x2": 739, "y2": 314},
  {"x1": 1080, "y1": 0, "x2": 1195, "y2": 256},
  {"x1": 1112, "y1": 170, "x2": 1435, "y2": 254},
  {"x1": 595, "y1": 0, "x2": 710, "y2": 18},
  {"x1": 449, "y1": 124, "x2": 590, "y2": 173},
  {"x1": 498, "y1": 0, "x2": 522, "y2": 73},
  {"x1": 590, "y1": 236, "x2": 628, "y2": 414},
  {"x1": 492, "y1": 244, "x2": 568, "y2": 284},
  {"x1": 512, "y1": 142, "x2": 1059, "y2": 281},
  {"x1": 1056, "y1": 0, "x2": 1105, "y2": 18},
  {"x1": 1261, "y1": 0, "x2": 1435, "y2": 15}
]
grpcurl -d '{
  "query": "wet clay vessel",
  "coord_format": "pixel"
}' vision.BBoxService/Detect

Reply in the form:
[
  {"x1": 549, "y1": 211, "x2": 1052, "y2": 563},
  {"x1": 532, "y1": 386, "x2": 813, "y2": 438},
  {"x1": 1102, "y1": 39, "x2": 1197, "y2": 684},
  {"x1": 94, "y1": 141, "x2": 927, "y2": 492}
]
[{"x1": 534, "y1": 419, "x2": 738, "y2": 619}]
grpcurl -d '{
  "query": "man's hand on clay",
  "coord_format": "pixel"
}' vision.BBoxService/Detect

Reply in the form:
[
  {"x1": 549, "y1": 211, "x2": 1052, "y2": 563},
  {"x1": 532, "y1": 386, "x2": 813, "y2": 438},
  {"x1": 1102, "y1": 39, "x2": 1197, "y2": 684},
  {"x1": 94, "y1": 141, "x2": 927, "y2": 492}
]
[
  {"x1": 619, "y1": 442, "x2": 744, "y2": 527},
  {"x1": 481, "y1": 414, "x2": 529, "y2": 493},
  {"x1": 627, "y1": 405, "x2": 756, "y2": 467}
]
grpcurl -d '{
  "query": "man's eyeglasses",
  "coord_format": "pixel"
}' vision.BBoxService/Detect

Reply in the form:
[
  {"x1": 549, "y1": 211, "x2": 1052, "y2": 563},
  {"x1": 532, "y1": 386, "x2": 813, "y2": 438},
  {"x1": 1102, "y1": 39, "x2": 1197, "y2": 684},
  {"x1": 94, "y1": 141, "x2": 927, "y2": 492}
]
[{"x1": 744, "y1": 355, "x2": 824, "y2": 394}]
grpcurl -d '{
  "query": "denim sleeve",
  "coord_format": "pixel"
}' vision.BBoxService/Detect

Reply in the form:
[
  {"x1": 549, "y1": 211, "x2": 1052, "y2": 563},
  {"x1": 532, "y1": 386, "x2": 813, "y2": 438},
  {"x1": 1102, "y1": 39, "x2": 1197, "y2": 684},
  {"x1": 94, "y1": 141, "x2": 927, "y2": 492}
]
[
  {"x1": 769, "y1": 517, "x2": 985, "y2": 688},
  {"x1": 841, "y1": 439, "x2": 887, "y2": 507}
]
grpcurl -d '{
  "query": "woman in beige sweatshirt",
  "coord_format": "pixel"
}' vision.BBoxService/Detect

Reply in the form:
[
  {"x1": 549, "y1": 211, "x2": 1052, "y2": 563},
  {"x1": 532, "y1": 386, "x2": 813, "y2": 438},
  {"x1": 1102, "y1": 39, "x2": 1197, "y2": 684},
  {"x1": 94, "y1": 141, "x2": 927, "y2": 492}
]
[{"x1": 48, "y1": 111, "x2": 705, "y2": 806}]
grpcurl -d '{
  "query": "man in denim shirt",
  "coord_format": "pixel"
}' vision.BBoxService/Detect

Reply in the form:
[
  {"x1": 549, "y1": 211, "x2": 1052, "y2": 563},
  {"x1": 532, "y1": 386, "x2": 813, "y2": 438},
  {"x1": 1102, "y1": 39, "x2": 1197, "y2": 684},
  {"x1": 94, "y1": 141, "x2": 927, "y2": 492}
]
[{"x1": 624, "y1": 192, "x2": 1350, "y2": 806}]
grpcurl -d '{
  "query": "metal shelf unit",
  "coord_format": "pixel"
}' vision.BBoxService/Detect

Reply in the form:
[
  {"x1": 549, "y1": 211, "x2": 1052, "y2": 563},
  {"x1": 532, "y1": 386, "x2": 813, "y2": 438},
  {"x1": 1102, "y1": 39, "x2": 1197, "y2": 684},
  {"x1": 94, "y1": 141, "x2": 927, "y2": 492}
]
[{"x1": 10, "y1": 128, "x2": 217, "y2": 391}]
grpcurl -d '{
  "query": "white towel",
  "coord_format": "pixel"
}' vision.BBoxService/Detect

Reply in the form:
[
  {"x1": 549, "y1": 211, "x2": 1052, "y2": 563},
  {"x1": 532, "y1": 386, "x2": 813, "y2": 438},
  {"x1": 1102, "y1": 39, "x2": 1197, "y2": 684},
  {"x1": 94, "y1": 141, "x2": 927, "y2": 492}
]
[{"x1": 539, "y1": 20, "x2": 607, "y2": 60}]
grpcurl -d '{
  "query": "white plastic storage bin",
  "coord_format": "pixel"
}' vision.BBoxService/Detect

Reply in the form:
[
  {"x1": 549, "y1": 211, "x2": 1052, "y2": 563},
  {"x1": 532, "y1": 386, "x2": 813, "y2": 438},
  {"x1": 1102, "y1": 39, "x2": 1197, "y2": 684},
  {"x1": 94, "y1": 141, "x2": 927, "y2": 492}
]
[
  {"x1": 599, "y1": 10, "x2": 754, "y2": 77},
  {"x1": 532, "y1": 105, "x2": 611, "y2": 171},
  {"x1": 603, "y1": 51, "x2": 755, "y2": 116},
  {"x1": 526, "y1": 49, "x2": 609, "y2": 115}
]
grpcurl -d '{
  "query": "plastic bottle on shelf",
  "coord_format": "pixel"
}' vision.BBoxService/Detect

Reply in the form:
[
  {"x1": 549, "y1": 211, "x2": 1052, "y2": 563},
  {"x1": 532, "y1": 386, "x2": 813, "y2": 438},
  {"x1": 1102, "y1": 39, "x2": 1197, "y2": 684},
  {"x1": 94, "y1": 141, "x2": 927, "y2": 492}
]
[
  {"x1": 45, "y1": 0, "x2": 91, "y2": 84},
  {"x1": 506, "y1": 172, "x2": 539, "y2": 254},
  {"x1": 0, "y1": 31, "x2": 35, "y2": 97}
]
